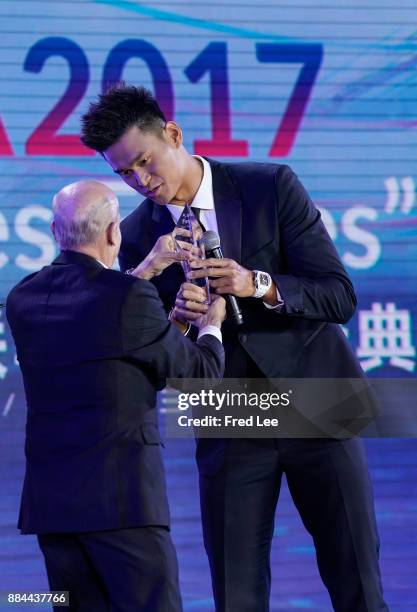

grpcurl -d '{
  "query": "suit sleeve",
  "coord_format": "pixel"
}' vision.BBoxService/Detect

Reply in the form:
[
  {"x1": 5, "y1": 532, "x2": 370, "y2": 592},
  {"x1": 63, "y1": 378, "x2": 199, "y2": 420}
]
[
  {"x1": 272, "y1": 165, "x2": 357, "y2": 324},
  {"x1": 121, "y1": 279, "x2": 225, "y2": 389},
  {"x1": 118, "y1": 243, "x2": 138, "y2": 273}
]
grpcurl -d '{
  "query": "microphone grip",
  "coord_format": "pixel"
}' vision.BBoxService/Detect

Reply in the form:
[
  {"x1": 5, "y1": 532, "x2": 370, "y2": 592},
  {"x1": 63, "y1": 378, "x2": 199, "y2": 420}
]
[
  {"x1": 207, "y1": 246, "x2": 244, "y2": 326},
  {"x1": 227, "y1": 294, "x2": 244, "y2": 326}
]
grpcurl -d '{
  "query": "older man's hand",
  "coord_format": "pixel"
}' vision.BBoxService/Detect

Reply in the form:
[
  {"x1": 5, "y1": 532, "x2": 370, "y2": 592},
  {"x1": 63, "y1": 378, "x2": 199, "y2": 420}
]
[
  {"x1": 170, "y1": 282, "x2": 226, "y2": 332},
  {"x1": 130, "y1": 230, "x2": 195, "y2": 280}
]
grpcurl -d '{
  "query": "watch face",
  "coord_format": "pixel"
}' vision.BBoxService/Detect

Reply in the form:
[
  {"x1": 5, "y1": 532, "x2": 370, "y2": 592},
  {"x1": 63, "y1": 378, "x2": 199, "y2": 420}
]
[{"x1": 259, "y1": 272, "x2": 270, "y2": 287}]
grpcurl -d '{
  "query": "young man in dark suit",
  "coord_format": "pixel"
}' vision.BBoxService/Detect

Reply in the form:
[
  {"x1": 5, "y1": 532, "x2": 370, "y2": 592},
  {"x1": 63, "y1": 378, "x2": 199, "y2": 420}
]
[
  {"x1": 80, "y1": 86, "x2": 388, "y2": 611},
  {"x1": 6, "y1": 180, "x2": 226, "y2": 612}
]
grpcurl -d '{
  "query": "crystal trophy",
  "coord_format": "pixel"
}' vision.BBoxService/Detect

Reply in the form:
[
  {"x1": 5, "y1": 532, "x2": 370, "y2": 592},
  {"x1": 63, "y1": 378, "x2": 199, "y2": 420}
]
[{"x1": 173, "y1": 204, "x2": 210, "y2": 304}]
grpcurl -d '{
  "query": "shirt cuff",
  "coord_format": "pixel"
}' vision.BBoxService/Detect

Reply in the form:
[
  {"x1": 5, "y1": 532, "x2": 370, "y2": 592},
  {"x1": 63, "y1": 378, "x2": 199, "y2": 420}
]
[
  {"x1": 263, "y1": 286, "x2": 285, "y2": 311},
  {"x1": 198, "y1": 325, "x2": 222, "y2": 344}
]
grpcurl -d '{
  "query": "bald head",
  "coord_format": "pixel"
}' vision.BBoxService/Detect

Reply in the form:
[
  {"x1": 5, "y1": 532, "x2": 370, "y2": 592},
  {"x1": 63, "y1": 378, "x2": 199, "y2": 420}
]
[{"x1": 52, "y1": 180, "x2": 119, "y2": 250}]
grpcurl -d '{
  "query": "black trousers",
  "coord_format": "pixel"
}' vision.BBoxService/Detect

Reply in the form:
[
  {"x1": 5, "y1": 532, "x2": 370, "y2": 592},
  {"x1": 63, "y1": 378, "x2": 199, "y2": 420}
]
[
  {"x1": 37, "y1": 526, "x2": 183, "y2": 612},
  {"x1": 200, "y1": 437, "x2": 389, "y2": 612}
]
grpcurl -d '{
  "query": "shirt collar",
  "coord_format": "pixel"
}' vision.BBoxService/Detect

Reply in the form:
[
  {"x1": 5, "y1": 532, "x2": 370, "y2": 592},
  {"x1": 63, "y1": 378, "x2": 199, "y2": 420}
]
[
  {"x1": 166, "y1": 155, "x2": 214, "y2": 223},
  {"x1": 95, "y1": 258, "x2": 108, "y2": 269}
]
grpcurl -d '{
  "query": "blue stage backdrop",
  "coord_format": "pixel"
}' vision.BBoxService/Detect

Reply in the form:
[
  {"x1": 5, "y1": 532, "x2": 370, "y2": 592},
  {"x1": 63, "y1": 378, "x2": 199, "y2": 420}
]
[
  {"x1": 0, "y1": 1, "x2": 416, "y2": 610},
  {"x1": 0, "y1": 1, "x2": 416, "y2": 386}
]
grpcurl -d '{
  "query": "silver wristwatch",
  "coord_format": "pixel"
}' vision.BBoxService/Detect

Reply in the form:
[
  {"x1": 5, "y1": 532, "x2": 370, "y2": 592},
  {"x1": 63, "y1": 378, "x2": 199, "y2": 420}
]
[{"x1": 252, "y1": 270, "x2": 272, "y2": 299}]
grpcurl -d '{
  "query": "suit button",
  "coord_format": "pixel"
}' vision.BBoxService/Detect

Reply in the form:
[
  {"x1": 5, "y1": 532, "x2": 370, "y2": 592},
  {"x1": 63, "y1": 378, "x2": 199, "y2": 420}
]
[{"x1": 240, "y1": 334, "x2": 247, "y2": 343}]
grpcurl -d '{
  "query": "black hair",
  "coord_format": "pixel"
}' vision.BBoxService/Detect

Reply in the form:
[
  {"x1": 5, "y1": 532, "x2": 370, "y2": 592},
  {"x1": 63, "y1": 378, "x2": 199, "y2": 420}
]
[{"x1": 80, "y1": 83, "x2": 166, "y2": 152}]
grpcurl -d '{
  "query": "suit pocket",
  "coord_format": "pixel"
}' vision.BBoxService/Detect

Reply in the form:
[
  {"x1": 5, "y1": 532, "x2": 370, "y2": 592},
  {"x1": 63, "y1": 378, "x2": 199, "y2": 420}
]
[{"x1": 141, "y1": 422, "x2": 164, "y2": 446}]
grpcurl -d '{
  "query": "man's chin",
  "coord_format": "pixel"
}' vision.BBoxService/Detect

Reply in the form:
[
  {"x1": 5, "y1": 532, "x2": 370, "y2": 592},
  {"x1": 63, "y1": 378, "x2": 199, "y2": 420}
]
[{"x1": 144, "y1": 186, "x2": 168, "y2": 205}]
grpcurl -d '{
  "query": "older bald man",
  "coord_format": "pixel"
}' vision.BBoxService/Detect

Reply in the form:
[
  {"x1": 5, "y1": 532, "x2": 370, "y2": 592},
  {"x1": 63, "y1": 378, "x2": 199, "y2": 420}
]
[{"x1": 6, "y1": 181, "x2": 225, "y2": 612}]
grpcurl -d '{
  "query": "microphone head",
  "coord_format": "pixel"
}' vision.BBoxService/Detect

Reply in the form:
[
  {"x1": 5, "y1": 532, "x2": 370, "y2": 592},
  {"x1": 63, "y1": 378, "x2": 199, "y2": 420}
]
[{"x1": 202, "y1": 230, "x2": 220, "y2": 251}]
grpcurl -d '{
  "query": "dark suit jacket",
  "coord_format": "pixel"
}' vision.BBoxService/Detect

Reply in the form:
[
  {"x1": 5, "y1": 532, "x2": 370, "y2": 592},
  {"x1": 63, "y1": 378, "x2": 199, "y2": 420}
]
[
  {"x1": 6, "y1": 250, "x2": 224, "y2": 533},
  {"x1": 118, "y1": 161, "x2": 372, "y2": 472}
]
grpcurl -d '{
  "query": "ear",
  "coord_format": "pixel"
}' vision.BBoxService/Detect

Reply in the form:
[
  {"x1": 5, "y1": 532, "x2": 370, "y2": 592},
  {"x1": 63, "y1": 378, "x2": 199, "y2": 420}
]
[
  {"x1": 50, "y1": 221, "x2": 57, "y2": 242},
  {"x1": 106, "y1": 221, "x2": 119, "y2": 246},
  {"x1": 164, "y1": 121, "x2": 183, "y2": 149}
]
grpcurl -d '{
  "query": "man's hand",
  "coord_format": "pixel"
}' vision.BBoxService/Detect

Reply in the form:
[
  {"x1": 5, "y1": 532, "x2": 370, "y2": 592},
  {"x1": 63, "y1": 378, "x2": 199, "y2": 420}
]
[
  {"x1": 187, "y1": 258, "x2": 256, "y2": 298},
  {"x1": 130, "y1": 230, "x2": 194, "y2": 280},
  {"x1": 170, "y1": 282, "x2": 226, "y2": 331}
]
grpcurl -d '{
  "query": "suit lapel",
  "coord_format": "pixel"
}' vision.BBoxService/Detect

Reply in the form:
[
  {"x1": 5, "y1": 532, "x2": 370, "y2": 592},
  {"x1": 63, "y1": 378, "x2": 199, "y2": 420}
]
[
  {"x1": 211, "y1": 160, "x2": 277, "y2": 265},
  {"x1": 151, "y1": 200, "x2": 176, "y2": 233},
  {"x1": 150, "y1": 201, "x2": 177, "y2": 256},
  {"x1": 150, "y1": 199, "x2": 186, "y2": 284},
  {"x1": 209, "y1": 160, "x2": 242, "y2": 263}
]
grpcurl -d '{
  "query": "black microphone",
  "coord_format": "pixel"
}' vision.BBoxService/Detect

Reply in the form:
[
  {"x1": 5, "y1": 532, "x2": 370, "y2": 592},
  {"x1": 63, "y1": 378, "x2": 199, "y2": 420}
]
[{"x1": 202, "y1": 231, "x2": 244, "y2": 326}]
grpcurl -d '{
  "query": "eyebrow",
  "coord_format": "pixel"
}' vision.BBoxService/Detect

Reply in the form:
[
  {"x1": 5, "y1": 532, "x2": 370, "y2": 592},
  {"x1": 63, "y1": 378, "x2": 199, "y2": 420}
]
[{"x1": 114, "y1": 152, "x2": 145, "y2": 174}]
